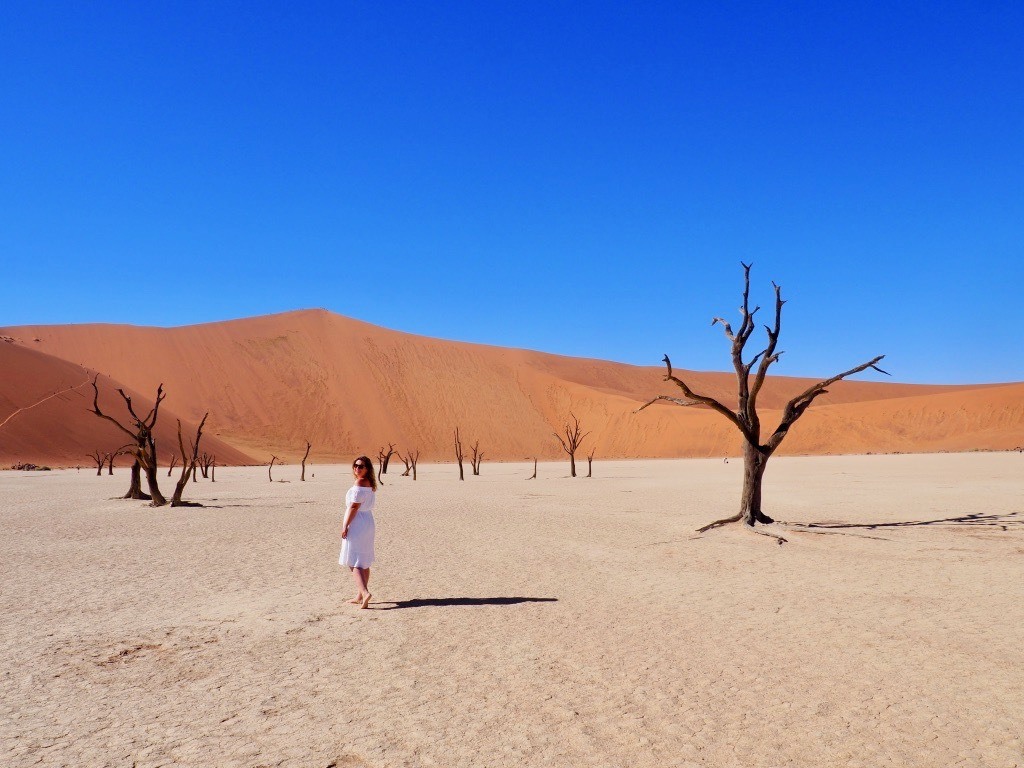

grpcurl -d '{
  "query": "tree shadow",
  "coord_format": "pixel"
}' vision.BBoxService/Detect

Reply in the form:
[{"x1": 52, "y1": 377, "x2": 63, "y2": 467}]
[
  {"x1": 375, "y1": 597, "x2": 558, "y2": 610},
  {"x1": 782, "y1": 510, "x2": 1022, "y2": 532}
]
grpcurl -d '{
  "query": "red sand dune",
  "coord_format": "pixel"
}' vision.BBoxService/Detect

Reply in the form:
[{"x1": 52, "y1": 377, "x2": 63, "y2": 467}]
[
  {"x1": 0, "y1": 341, "x2": 253, "y2": 467},
  {"x1": 2, "y1": 310, "x2": 1021, "y2": 465}
]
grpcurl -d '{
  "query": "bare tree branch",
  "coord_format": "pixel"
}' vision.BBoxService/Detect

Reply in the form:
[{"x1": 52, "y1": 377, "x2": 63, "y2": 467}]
[
  {"x1": 766, "y1": 355, "x2": 888, "y2": 451},
  {"x1": 660, "y1": 355, "x2": 754, "y2": 442},
  {"x1": 634, "y1": 394, "x2": 704, "y2": 413}
]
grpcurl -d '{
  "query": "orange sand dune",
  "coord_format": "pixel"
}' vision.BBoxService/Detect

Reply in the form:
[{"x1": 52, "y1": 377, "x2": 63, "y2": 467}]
[
  {"x1": 3, "y1": 310, "x2": 1021, "y2": 462},
  {"x1": 0, "y1": 342, "x2": 254, "y2": 467}
]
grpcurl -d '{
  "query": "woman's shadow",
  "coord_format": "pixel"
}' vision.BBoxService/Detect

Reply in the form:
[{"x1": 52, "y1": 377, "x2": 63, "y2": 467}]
[{"x1": 376, "y1": 597, "x2": 558, "y2": 610}]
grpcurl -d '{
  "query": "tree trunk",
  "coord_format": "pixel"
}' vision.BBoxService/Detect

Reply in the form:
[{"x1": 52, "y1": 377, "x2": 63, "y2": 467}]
[
  {"x1": 124, "y1": 460, "x2": 150, "y2": 500},
  {"x1": 569, "y1": 454, "x2": 576, "y2": 478},
  {"x1": 740, "y1": 441, "x2": 774, "y2": 526},
  {"x1": 144, "y1": 463, "x2": 167, "y2": 506},
  {"x1": 301, "y1": 441, "x2": 311, "y2": 481}
]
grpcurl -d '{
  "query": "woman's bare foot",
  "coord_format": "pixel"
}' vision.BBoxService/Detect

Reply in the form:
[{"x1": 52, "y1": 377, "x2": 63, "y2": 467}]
[
  {"x1": 359, "y1": 592, "x2": 372, "y2": 609},
  {"x1": 347, "y1": 597, "x2": 363, "y2": 605}
]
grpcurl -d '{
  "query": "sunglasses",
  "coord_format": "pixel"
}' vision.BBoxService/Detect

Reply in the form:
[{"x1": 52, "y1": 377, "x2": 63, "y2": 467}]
[{"x1": 353, "y1": 463, "x2": 367, "y2": 470}]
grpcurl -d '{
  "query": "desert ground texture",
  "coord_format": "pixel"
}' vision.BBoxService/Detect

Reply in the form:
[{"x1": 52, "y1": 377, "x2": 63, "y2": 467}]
[{"x1": 2, "y1": 453, "x2": 1022, "y2": 767}]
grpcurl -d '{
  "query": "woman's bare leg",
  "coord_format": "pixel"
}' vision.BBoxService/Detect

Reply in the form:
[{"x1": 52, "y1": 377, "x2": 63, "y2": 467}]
[
  {"x1": 358, "y1": 568, "x2": 372, "y2": 608},
  {"x1": 349, "y1": 567, "x2": 368, "y2": 604}
]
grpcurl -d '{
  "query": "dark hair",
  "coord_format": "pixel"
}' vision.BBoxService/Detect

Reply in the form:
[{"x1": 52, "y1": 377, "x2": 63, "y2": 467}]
[{"x1": 353, "y1": 455, "x2": 377, "y2": 491}]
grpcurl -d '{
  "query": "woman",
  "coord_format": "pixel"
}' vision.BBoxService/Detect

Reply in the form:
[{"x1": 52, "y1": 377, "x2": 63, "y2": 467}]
[{"x1": 340, "y1": 455, "x2": 377, "y2": 608}]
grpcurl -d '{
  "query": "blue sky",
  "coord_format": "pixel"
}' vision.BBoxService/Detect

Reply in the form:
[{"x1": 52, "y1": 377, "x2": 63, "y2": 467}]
[{"x1": 2, "y1": 1, "x2": 1022, "y2": 384}]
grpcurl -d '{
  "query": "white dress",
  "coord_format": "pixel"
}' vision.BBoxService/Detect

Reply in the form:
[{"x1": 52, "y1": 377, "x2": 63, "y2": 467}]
[{"x1": 339, "y1": 485, "x2": 375, "y2": 568}]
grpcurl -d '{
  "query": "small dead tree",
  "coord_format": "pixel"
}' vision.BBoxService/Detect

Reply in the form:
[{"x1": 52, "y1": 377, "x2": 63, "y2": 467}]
[
  {"x1": 409, "y1": 449, "x2": 420, "y2": 481},
  {"x1": 586, "y1": 447, "x2": 595, "y2": 478},
  {"x1": 170, "y1": 414, "x2": 208, "y2": 507},
  {"x1": 211, "y1": 458, "x2": 216, "y2": 482},
  {"x1": 300, "y1": 441, "x2": 311, "y2": 481},
  {"x1": 376, "y1": 447, "x2": 386, "y2": 486},
  {"x1": 87, "y1": 450, "x2": 104, "y2": 476},
  {"x1": 90, "y1": 375, "x2": 166, "y2": 505},
  {"x1": 528, "y1": 457, "x2": 537, "y2": 480},
  {"x1": 638, "y1": 263, "x2": 886, "y2": 541},
  {"x1": 198, "y1": 452, "x2": 214, "y2": 479},
  {"x1": 380, "y1": 443, "x2": 396, "y2": 474},
  {"x1": 454, "y1": 427, "x2": 465, "y2": 480},
  {"x1": 395, "y1": 450, "x2": 412, "y2": 476},
  {"x1": 268, "y1": 455, "x2": 278, "y2": 482},
  {"x1": 469, "y1": 440, "x2": 484, "y2": 476},
  {"x1": 167, "y1": 453, "x2": 178, "y2": 477},
  {"x1": 107, "y1": 446, "x2": 129, "y2": 475},
  {"x1": 554, "y1": 413, "x2": 590, "y2": 478}
]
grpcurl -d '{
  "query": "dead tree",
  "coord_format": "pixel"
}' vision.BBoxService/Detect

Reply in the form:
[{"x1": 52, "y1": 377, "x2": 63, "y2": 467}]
[
  {"x1": 210, "y1": 459, "x2": 216, "y2": 482},
  {"x1": 554, "y1": 413, "x2": 590, "y2": 478},
  {"x1": 586, "y1": 447, "x2": 595, "y2": 478},
  {"x1": 528, "y1": 458, "x2": 537, "y2": 480},
  {"x1": 375, "y1": 447, "x2": 386, "y2": 485},
  {"x1": 167, "y1": 453, "x2": 178, "y2": 477},
  {"x1": 469, "y1": 440, "x2": 484, "y2": 476},
  {"x1": 107, "y1": 446, "x2": 129, "y2": 475},
  {"x1": 454, "y1": 427, "x2": 465, "y2": 480},
  {"x1": 87, "y1": 450, "x2": 104, "y2": 476},
  {"x1": 199, "y1": 452, "x2": 214, "y2": 478},
  {"x1": 379, "y1": 443, "x2": 396, "y2": 474},
  {"x1": 409, "y1": 449, "x2": 420, "y2": 481},
  {"x1": 395, "y1": 450, "x2": 412, "y2": 476},
  {"x1": 637, "y1": 263, "x2": 886, "y2": 541},
  {"x1": 268, "y1": 455, "x2": 278, "y2": 482},
  {"x1": 90, "y1": 375, "x2": 166, "y2": 505},
  {"x1": 300, "y1": 441, "x2": 311, "y2": 481},
  {"x1": 170, "y1": 414, "x2": 207, "y2": 506}
]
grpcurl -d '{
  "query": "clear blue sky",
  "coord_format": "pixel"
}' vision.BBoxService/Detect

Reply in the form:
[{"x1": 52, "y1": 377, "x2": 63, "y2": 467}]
[{"x1": 2, "y1": 1, "x2": 1022, "y2": 384}]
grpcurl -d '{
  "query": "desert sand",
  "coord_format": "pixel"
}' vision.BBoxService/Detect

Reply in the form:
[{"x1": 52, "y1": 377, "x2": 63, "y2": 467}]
[
  {"x1": 3, "y1": 310, "x2": 1023, "y2": 466},
  {"x1": 2, "y1": 453, "x2": 1022, "y2": 767}
]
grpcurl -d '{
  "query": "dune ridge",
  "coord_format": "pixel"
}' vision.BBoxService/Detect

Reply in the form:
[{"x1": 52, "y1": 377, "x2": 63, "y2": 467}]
[
  {"x1": 2, "y1": 309, "x2": 1021, "y2": 465},
  {"x1": 0, "y1": 342, "x2": 254, "y2": 467}
]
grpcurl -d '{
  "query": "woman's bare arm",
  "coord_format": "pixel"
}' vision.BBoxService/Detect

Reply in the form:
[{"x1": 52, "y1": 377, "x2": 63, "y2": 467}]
[{"x1": 341, "y1": 501, "x2": 362, "y2": 538}]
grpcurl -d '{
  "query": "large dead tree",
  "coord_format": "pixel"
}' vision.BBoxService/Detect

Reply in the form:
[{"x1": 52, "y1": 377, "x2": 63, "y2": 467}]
[
  {"x1": 171, "y1": 414, "x2": 207, "y2": 507},
  {"x1": 638, "y1": 263, "x2": 886, "y2": 540},
  {"x1": 300, "y1": 441, "x2": 312, "y2": 481},
  {"x1": 469, "y1": 440, "x2": 484, "y2": 476},
  {"x1": 454, "y1": 427, "x2": 465, "y2": 481},
  {"x1": 554, "y1": 414, "x2": 590, "y2": 478},
  {"x1": 90, "y1": 376, "x2": 167, "y2": 505}
]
